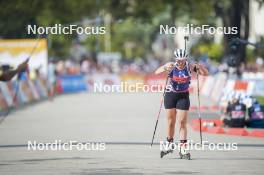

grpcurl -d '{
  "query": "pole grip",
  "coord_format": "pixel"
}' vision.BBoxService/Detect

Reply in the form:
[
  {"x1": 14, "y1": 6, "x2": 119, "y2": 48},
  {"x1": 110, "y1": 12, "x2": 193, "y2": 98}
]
[{"x1": 184, "y1": 36, "x2": 189, "y2": 51}]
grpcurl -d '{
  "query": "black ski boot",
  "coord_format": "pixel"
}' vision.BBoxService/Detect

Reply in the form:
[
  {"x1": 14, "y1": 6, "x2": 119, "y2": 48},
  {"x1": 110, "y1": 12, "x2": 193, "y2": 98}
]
[
  {"x1": 179, "y1": 140, "x2": 191, "y2": 160},
  {"x1": 160, "y1": 138, "x2": 174, "y2": 158}
]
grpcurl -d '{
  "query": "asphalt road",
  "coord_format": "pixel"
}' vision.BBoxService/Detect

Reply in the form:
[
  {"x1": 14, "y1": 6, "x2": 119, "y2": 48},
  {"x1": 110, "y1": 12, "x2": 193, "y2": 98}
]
[{"x1": 0, "y1": 93, "x2": 263, "y2": 175}]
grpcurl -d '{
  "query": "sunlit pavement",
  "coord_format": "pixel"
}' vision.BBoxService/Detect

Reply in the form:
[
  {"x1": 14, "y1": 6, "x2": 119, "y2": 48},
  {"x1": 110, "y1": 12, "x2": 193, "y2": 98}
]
[{"x1": 0, "y1": 93, "x2": 263, "y2": 174}]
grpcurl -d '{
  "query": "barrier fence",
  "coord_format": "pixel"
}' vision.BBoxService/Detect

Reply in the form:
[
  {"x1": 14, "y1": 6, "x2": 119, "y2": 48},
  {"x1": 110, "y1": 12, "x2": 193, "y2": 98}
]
[
  {"x1": 0, "y1": 72, "x2": 263, "y2": 112},
  {"x1": 0, "y1": 78, "x2": 48, "y2": 112}
]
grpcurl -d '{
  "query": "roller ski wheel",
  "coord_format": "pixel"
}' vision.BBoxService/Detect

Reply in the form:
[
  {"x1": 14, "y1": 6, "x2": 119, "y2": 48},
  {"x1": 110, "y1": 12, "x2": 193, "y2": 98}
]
[
  {"x1": 160, "y1": 138, "x2": 174, "y2": 158},
  {"x1": 179, "y1": 142, "x2": 191, "y2": 160},
  {"x1": 179, "y1": 152, "x2": 191, "y2": 160},
  {"x1": 160, "y1": 149, "x2": 173, "y2": 158}
]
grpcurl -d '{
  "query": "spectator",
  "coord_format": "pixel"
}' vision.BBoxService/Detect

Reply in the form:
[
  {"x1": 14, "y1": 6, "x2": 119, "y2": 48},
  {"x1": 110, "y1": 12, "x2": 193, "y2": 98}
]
[
  {"x1": 247, "y1": 99, "x2": 264, "y2": 128},
  {"x1": 222, "y1": 94, "x2": 247, "y2": 128},
  {"x1": 47, "y1": 60, "x2": 57, "y2": 99},
  {"x1": 0, "y1": 59, "x2": 28, "y2": 81}
]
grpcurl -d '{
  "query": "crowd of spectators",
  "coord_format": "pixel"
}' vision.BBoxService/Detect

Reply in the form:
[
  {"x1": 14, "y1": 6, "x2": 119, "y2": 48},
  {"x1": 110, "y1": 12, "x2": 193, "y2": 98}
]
[
  {"x1": 46, "y1": 54, "x2": 264, "y2": 78},
  {"x1": 50, "y1": 57, "x2": 161, "y2": 76}
]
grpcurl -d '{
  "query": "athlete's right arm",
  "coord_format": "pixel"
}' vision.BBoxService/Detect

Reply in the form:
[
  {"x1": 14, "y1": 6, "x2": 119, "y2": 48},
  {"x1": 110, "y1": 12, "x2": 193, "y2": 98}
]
[{"x1": 155, "y1": 62, "x2": 174, "y2": 74}]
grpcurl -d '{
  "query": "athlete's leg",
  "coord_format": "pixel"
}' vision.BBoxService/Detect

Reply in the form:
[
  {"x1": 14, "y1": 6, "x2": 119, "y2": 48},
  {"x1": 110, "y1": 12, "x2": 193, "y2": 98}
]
[
  {"x1": 177, "y1": 109, "x2": 191, "y2": 159},
  {"x1": 166, "y1": 108, "x2": 177, "y2": 140},
  {"x1": 161, "y1": 108, "x2": 177, "y2": 158},
  {"x1": 177, "y1": 109, "x2": 188, "y2": 140},
  {"x1": 176, "y1": 96, "x2": 191, "y2": 158},
  {"x1": 175, "y1": 94, "x2": 190, "y2": 140}
]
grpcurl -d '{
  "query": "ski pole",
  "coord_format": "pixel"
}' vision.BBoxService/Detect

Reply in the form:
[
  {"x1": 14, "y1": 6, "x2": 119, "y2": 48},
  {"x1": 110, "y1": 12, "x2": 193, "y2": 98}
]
[
  {"x1": 150, "y1": 75, "x2": 169, "y2": 147},
  {"x1": 196, "y1": 65, "x2": 203, "y2": 145},
  {"x1": 2, "y1": 38, "x2": 42, "y2": 119},
  {"x1": 13, "y1": 38, "x2": 41, "y2": 103},
  {"x1": 184, "y1": 36, "x2": 189, "y2": 51}
]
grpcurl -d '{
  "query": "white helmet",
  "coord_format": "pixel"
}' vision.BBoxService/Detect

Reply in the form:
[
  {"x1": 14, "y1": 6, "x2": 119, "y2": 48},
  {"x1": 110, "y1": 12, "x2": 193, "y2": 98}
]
[{"x1": 174, "y1": 49, "x2": 188, "y2": 60}]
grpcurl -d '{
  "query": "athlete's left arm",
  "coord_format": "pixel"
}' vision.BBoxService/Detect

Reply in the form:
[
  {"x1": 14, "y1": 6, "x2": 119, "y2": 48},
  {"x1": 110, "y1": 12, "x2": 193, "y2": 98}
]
[
  {"x1": 0, "y1": 59, "x2": 29, "y2": 81},
  {"x1": 190, "y1": 63, "x2": 209, "y2": 76},
  {"x1": 0, "y1": 69, "x2": 19, "y2": 81}
]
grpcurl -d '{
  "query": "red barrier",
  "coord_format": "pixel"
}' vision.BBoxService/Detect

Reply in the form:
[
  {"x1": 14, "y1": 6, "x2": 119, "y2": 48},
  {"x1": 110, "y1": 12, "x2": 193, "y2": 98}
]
[
  {"x1": 200, "y1": 106, "x2": 209, "y2": 111},
  {"x1": 248, "y1": 130, "x2": 264, "y2": 138},
  {"x1": 226, "y1": 128, "x2": 249, "y2": 136},
  {"x1": 234, "y1": 81, "x2": 248, "y2": 91},
  {"x1": 190, "y1": 124, "x2": 207, "y2": 132},
  {"x1": 189, "y1": 106, "x2": 220, "y2": 112},
  {"x1": 206, "y1": 127, "x2": 225, "y2": 134},
  {"x1": 210, "y1": 106, "x2": 220, "y2": 111},
  {"x1": 190, "y1": 119, "x2": 264, "y2": 138},
  {"x1": 191, "y1": 119, "x2": 222, "y2": 127},
  {"x1": 190, "y1": 106, "x2": 198, "y2": 111}
]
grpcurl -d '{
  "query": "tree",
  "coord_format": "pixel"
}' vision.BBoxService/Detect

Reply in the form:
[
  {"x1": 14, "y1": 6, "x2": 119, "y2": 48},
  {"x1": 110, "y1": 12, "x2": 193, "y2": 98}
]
[{"x1": 214, "y1": 0, "x2": 250, "y2": 65}]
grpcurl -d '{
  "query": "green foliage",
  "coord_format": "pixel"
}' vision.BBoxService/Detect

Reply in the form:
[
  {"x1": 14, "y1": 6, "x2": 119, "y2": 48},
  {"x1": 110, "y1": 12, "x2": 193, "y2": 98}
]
[
  {"x1": 1, "y1": 0, "x2": 257, "y2": 61},
  {"x1": 255, "y1": 96, "x2": 264, "y2": 105},
  {"x1": 111, "y1": 18, "x2": 153, "y2": 58},
  {"x1": 191, "y1": 38, "x2": 223, "y2": 62},
  {"x1": 246, "y1": 47, "x2": 255, "y2": 63},
  {"x1": 256, "y1": 36, "x2": 264, "y2": 58},
  {"x1": 0, "y1": 0, "x2": 102, "y2": 57}
]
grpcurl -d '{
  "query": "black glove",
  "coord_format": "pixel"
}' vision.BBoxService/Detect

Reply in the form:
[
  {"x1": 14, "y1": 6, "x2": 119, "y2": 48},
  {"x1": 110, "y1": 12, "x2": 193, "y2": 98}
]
[{"x1": 193, "y1": 64, "x2": 199, "y2": 73}]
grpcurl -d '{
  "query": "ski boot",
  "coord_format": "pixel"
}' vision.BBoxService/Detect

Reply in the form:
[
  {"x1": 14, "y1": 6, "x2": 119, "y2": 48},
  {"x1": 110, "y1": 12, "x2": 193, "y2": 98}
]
[
  {"x1": 160, "y1": 138, "x2": 174, "y2": 158},
  {"x1": 179, "y1": 140, "x2": 191, "y2": 160}
]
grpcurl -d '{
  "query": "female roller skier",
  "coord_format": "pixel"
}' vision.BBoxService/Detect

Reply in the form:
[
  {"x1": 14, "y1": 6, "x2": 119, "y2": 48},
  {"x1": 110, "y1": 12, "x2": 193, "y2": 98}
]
[{"x1": 155, "y1": 49, "x2": 208, "y2": 159}]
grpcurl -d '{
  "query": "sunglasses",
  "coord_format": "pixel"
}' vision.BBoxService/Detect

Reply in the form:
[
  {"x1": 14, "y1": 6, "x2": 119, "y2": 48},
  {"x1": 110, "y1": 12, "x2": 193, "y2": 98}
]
[{"x1": 175, "y1": 59, "x2": 186, "y2": 63}]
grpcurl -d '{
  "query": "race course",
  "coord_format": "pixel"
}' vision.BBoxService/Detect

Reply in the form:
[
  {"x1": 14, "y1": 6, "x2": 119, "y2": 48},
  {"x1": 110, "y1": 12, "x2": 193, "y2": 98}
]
[{"x1": 0, "y1": 93, "x2": 263, "y2": 175}]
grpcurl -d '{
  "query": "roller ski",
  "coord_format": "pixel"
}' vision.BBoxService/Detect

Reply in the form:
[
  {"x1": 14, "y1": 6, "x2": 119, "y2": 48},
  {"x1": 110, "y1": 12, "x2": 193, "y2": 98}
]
[
  {"x1": 160, "y1": 138, "x2": 174, "y2": 158},
  {"x1": 179, "y1": 142, "x2": 191, "y2": 160}
]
